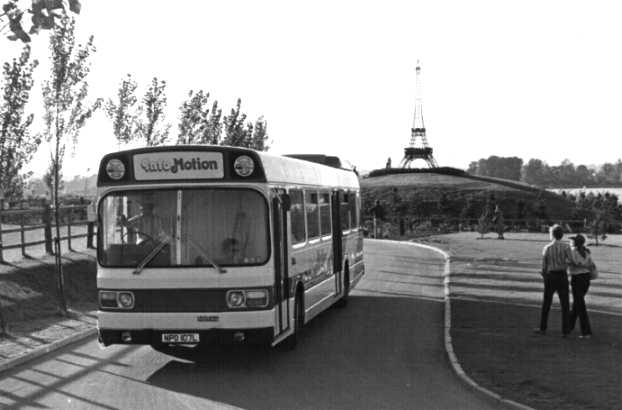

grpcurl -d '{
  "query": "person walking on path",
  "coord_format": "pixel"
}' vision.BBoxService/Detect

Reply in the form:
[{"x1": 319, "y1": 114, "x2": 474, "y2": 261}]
[
  {"x1": 567, "y1": 234, "x2": 594, "y2": 338},
  {"x1": 492, "y1": 205, "x2": 505, "y2": 239},
  {"x1": 535, "y1": 224, "x2": 572, "y2": 336}
]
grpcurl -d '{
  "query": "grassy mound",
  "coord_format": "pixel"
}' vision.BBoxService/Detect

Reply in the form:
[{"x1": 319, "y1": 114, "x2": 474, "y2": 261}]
[{"x1": 361, "y1": 169, "x2": 575, "y2": 221}]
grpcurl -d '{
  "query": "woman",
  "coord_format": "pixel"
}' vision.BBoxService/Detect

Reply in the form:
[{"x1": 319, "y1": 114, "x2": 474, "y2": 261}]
[{"x1": 568, "y1": 234, "x2": 593, "y2": 338}]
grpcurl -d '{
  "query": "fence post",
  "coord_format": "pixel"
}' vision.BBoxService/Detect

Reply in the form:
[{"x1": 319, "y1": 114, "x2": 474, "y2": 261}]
[
  {"x1": 372, "y1": 217, "x2": 377, "y2": 239},
  {"x1": 20, "y1": 214, "x2": 26, "y2": 257},
  {"x1": 43, "y1": 202, "x2": 53, "y2": 255},
  {"x1": 0, "y1": 199, "x2": 4, "y2": 264},
  {"x1": 87, "y1": 221, "x2": 95, "y2": 248},
  {"x1": 67, "y1": 207, "x2": 72, "y2": 251}
]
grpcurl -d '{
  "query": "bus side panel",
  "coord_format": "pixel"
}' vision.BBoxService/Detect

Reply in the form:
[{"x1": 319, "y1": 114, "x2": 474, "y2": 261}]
[
  {"x1": 290, "y1": 239, "x2": 335, "y2": 317},
  {"x1": 341, "y1": 229, "x2": 364, "y2": 288}
]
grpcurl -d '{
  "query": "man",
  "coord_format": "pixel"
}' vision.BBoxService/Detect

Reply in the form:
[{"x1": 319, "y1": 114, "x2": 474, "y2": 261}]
[
  {"x1": 492, "y1": 205, "x2": 505, "y2": 239},
  {"x1": 536, "y1": 224, "x2": 572, "y2": 336}
]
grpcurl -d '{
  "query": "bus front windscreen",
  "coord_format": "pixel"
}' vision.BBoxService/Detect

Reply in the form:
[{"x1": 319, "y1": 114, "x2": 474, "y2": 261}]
[{"x1": 99, "y1": 189, "x2": 269, "y2": 267}]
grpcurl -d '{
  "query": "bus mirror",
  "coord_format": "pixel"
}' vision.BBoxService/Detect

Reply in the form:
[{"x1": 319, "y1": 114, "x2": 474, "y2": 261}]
[{"x1": 281, "y1": 194, "x2": 291, "y2": 211}]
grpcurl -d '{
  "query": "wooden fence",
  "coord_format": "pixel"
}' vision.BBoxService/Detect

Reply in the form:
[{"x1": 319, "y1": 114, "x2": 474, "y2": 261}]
[{"x1": 0, "y1": 205, "x2": 96, "y2": 263}]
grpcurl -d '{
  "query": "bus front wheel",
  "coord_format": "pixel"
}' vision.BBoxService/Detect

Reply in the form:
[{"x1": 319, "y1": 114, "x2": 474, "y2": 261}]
[{"x1": 278, "y1": 293, "x2": 303, "y2": 351}]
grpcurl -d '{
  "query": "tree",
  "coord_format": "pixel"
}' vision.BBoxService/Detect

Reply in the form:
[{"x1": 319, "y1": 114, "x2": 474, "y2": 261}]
[
  {"x1": 41, "y1": 16, "x2": 101, "y2": 314},
  {"x1": 176, "y1": 89, "x2": 211, "y2": 145},
  {"x1": 222, "y1": 98, "x2": 249, "y2": 147},
  {"x1": 521, "y1": 158, "x2": 551, "y2": 186},
  {"x1": 105, "y1": 74, "x2": 138, "y2": 147},
  {"x1": 222, "y1": 98, "x2": 269, "y2": 150},
  {"x1": 42, "y1": 153, "x2": 62, "y2": 199},
  {"x1": 206, "y1": 100, "x2": 222, "y2": 144},
  {"x1": 574, "y1": 165, "x2": 594, "y2": 187},
  {"x1": 137, "y1": 77, "x2": 169, "y2": 146},
  {"x1": 468, "y1": 156, "x2": 523, "y2": 180},
  {"x1": 1, "y1": 0, "x2": 81, "y2": 42},
  {"x1": 250, "y1": 115, "x2": 269, "y2": 151},
  {"x1": 595, "y1": 162, "x2": 620, "y2": 186},
  {"x1": 0, "y1": 44, "x2": 40, "y2": 199}
]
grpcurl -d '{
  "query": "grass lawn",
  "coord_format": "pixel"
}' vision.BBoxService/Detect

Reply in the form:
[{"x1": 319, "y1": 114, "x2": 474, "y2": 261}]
[
  {"x1": 418, "y1": 232, "x2": 622, "y2": 410},
  {"x1": 0, "y1": 251, "x2": 97, "y2": 362}
]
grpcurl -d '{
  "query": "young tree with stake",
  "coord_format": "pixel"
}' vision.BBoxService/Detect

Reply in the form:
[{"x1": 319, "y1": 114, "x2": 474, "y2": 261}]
[{"x1": 41, "y1": 16, "x2": 101, "y2": 314}]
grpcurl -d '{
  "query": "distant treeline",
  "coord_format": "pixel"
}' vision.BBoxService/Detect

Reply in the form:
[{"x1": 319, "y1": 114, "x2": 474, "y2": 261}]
[{"x1": 468, "y1": 156, "x2": 622, "y2": 188}]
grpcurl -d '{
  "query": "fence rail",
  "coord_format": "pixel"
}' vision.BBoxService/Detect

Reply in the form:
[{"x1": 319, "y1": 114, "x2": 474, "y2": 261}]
[{"x1": 0, "y1": 205, "x2": 96, "y2": 263}]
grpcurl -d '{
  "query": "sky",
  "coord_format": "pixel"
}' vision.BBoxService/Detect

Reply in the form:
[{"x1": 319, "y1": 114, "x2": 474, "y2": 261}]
[{"x1": 1, "y1": 0, "x2": 622, "y2": 178}]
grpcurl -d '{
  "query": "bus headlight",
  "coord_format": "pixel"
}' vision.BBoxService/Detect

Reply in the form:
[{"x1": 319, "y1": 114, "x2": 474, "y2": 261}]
[
  {"x1": 117, "y1": 292, "x2": 135, "y2": 309},
  {"x1": 226, "y1": 290, "x2": 246, "y2": 308},
  {"x1": 245, "y1": 289, "x2": 269, "y2": 308},
  {"x1": 105, "y1": 159, "x2": 126, "y2": 180},
  {"x1": 99, "y1": 291, "x2": 118, "y2": 308},
  {"x1": 99, "y1": 290, "x2": 135, "y2": 309},
  {"x1": 233, "y1": 155, "x2": 254, "y2": 177}
]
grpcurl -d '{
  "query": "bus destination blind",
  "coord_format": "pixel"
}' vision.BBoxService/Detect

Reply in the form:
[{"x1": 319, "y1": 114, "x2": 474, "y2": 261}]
[{"x1": 133, "y1": 152, "x2": 225, "y2": 180}]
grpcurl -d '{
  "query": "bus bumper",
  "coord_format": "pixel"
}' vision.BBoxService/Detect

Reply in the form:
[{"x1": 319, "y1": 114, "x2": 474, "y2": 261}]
[
  {"x1": 97, "y1": 310, "x2": 275, "y2": 346},
  {"x1": 98, "y1": 327, "x2": 274, "y2": 346}
]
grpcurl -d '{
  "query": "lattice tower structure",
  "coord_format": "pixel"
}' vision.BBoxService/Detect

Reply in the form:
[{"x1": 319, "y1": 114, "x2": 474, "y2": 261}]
[{"x1": 400, "y1": 62, "x2": 438, "y2": 168}]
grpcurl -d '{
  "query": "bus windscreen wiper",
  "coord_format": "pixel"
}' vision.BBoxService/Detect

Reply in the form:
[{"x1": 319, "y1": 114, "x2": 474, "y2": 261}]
[
  {"x1": 188, "y1": 237, "x2": 227, "y2": 274},
  {"x1": 133, "y1": 235, "x2": 171, "y2": 275}
]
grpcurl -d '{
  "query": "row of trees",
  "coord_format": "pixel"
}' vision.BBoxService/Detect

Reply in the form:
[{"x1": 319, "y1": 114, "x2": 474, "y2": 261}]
[
  {"x1": 0, "y1": 9, "x2": 269, "y2": 322},
  {"x1": 363, "y1": 187, "x2": 622, "y2": 238},
  {"x1": 468, "y1": 156, "x2": 622, "y2": 188},
  {"x1": 1, "y1": 31, "x2": 269, "y2": 203},
  {"x1": 105, "y1": 77, "x2": 269, "y2": 151}
]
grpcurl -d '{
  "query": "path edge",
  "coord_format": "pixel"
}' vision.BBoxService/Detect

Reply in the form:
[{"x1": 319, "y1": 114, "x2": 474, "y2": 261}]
[
  {"x1": 0, "y1": 327, "x2": 97, "y2": 374},
  {"x1": 406, "y1": 240, "x2": 537, "y2": 410}
]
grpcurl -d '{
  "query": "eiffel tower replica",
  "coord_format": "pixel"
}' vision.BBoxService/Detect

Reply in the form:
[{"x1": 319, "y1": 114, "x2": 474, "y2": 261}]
[{"x1": 400, "y1": 62, "x2": 438, "y2": 168}]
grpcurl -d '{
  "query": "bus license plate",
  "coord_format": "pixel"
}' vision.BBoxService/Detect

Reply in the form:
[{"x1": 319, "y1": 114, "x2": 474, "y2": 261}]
[{"x1": 161, "y1": 333, "x2": 200, "y2": 343}]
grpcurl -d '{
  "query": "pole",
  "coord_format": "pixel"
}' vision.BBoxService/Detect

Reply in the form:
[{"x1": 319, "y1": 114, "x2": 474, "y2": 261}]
[
  {"x1": 20, "y1": 214, "x2": 26, "y2": 257},
  {"x1": 67, "y1": 207, "x2": 72, "y2": 251},
  {"x1": 373, "y1": 216, "x2": 377, "y2": 239},
  {"x1": 54, "y1": 236, "x2": 67, "y2": 313},
  {"x1": 0, "y1": 198, "x2": 3, "y2": 264},
  {"x1": 43, "y1": 201, "x2": 53, "y2": 254}
]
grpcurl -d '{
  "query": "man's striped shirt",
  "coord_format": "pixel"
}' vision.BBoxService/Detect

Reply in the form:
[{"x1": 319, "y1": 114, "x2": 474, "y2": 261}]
[{"x1": 542, "y1": 240, "x2": 572, "y2": 273}]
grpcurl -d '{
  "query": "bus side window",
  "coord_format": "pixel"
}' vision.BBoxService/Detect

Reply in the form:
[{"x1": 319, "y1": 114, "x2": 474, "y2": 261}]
[
  {"x1": 290, "y1": 189, "x2": 306, "y2": 245},
  {"x1": 319, "y1": 191, "x2": 331, "y2": 237},
  {"x1": 340, "y1": 192, "x2": 350, "y2": 233},
  {"x1": 353, "y1": 192, "x2": 360, "y2": 229},
  {"x1": 305, "y1": 190, "x2": 320, "y2": 240}
]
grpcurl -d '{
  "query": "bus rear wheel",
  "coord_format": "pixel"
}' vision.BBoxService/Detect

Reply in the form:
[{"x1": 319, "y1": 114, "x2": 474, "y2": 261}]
[{"x1": 335, "y1": 269, "x2": 350, "y2": 308}]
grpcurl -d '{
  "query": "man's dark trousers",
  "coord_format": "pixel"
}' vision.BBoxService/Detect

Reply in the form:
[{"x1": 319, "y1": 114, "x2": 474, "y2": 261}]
[{"x1": 539, "y1": 270, "x2": 570, "y2": 334}]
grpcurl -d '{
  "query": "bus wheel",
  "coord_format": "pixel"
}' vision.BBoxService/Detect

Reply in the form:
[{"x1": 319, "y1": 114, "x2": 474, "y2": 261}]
[
  {"x1": 278, "y1": 293, "x2": 303, "y2": 351},
  {"x1": 150, "y1": 342, "x2": 175, "y2": 354},
  {"x1": 335, "y1": 269, "x2": 350, "y2": 308}
]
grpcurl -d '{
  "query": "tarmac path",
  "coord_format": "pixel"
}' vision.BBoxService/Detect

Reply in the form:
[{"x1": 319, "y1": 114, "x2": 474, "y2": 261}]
[{"x1": 0, "y1": 240, "x2": 497, "y2": 410}]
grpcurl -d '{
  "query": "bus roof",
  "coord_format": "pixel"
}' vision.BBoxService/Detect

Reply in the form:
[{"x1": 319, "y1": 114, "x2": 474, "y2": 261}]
[
  {"x1": 97, "y1": 145, "x2": 359, "y2": 189},
  {"x1": 258, "y1": 151, "x2": 359, "y2": 189}
]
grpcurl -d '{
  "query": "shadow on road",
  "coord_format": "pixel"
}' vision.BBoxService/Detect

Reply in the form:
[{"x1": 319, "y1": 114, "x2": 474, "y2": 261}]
[
  {"x1": 146, "y1": 295, "x2": 461, "y2": 410},
  {"x1": 0, "y1": 338, "x2": 139, "y2": 410}
]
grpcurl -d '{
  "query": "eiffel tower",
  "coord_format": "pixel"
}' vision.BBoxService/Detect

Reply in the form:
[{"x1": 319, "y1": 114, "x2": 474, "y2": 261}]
[{"x1": 400, "y1": 61, "x2": 438, "y2": 168}]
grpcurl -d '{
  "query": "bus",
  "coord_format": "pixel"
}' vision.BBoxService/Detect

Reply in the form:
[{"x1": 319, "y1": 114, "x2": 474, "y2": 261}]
[{"x1": 96, "y1": 145, "x2": 364, "y2": 350}]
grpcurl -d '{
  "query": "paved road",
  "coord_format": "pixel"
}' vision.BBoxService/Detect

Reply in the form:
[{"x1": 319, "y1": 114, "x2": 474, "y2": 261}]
[{"x1": 0, "y1": 240, "x2": 497, "y2": 410}]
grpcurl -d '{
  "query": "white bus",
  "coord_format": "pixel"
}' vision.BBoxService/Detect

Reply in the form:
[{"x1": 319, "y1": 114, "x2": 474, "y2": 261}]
[{"x1": 96, "y1": 146, "x2": 364, "y2": 350}]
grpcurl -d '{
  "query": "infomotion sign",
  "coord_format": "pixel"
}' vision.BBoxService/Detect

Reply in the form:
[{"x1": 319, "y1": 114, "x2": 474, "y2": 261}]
[{"x1": 133, "y1": 152, "x2": 224, "y2": 180}]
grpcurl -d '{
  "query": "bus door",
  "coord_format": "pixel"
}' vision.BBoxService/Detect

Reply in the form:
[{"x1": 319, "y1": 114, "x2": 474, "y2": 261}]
[
  {"x1": 331, "y1": 190, "x2": 343, "y2": 295},
  {"x1": 271, "y1": 190, "x2": 290, "y2": 336}
]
